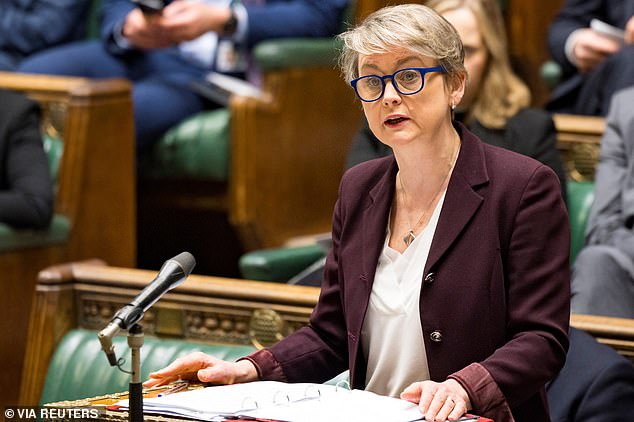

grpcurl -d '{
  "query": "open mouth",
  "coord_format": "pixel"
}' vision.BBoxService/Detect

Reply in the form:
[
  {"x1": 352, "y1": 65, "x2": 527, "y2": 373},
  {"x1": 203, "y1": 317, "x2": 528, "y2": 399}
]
[{"x1": 385, "y1": 117, "x2": 408, "y2": 125}]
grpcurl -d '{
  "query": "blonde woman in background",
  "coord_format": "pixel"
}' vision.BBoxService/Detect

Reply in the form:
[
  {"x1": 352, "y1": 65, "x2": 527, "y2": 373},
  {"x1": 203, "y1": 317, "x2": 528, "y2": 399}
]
[{"x1": 347, "y1": 0, "x2": 567, "y2": 202}]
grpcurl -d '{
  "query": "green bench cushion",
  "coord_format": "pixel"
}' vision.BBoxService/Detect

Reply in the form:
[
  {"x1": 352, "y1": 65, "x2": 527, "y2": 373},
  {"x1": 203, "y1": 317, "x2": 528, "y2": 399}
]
[
  {"x1": 254, "y1": 38, "x2": 341, "y2": 70},
  {"x1": 0, "y1": 214, "x2": 70, "y2": 252},
  {"x1": 239, "y1": 244, "x2": 326, "y2": 282},
  {"x1": 141, "y1": 108, "x2": 231, "y2": 182},
  {"x1": 567, "y1": 181, "x2": 594, "y2": 265},
  {"x1": 41, "y1": 328, "x2": 256, "y2": 404}
]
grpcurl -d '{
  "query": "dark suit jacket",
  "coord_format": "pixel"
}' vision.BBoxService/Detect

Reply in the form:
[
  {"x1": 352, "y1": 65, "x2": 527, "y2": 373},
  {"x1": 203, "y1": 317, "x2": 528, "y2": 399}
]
[
  {"x1": 347, "y1": 109, "x2": 568, "y2": 203},
  {"x1": 0, "y1": 90, "x2": 53, "y2": 228},
  {"x1": 248, "y1": 124, "x2": 570, "y2": 422},
  {"x1": 0, "y1": 0, "x2": 90, "y2": 68},
  {"x1": 547, "y1": 327, "x2": 634, "y2": 422}
]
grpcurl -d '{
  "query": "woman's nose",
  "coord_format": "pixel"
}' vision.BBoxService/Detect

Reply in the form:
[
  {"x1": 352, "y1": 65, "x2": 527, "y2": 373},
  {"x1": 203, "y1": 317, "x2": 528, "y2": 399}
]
[{"x1": 382, "y1": 79, "x2": 402, "y2": 105}]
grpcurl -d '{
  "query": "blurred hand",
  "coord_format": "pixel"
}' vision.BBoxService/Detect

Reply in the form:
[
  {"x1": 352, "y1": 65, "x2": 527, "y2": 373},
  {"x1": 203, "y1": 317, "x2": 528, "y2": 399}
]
[
  {"x1": 400, "y1": 378, "x2": 471, "y2": 421},
  {"x1": 122, "y1": 8, "x2": 173, "y2": 49},
  {"x1": 571, "y1": 28, "x2": 622, "y2": 73},
  {"x1": 123, "y1": 1, "x2": 231, "y2": 49},
  {"x1": 625, "y1": 15, "x2": 634, "y2": 44},
  {"x1": 160, "y1": 1, "x2": 231, "y2": 43},
  {"x1": 142, "y1": 351, "x2": 259, "y2": 388}
]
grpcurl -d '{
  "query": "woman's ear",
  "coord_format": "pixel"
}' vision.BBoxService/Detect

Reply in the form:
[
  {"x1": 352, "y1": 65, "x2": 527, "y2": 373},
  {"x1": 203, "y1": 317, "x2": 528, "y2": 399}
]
[{"x1": 451, "y1": 72, "x2": 467, "y2": 108}]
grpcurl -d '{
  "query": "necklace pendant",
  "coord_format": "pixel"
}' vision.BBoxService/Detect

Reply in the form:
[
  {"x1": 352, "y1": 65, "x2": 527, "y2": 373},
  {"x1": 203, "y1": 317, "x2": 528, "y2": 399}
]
[{"x1": 403, "y1": 230, "x2": 416, "y2": 246}]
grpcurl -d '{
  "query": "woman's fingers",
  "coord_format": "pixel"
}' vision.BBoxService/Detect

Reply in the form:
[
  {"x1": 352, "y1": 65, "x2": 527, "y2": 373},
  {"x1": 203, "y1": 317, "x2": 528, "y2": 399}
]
[
  {"x1": 144, "y1": 352, "x2": 220, "y2": 385},
  {"x1": 400, "y1": 379, "x2": 471, "y2": 421}
]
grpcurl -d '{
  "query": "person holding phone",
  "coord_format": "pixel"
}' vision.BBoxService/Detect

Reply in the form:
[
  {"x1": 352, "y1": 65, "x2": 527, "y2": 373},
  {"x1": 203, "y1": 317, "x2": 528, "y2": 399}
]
[
  {"x1": 547, "y1": 0, "x2": 634, "y2": 116},
  {"x1": 18, "y1": 0, "x2": 349, "y2": 151}
]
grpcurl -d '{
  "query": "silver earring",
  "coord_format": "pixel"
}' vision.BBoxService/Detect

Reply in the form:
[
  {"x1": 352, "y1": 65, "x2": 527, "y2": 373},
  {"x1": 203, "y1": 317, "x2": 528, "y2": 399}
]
[{"x1": 451, "y1": 101, "x2": 456, "y2": 110}]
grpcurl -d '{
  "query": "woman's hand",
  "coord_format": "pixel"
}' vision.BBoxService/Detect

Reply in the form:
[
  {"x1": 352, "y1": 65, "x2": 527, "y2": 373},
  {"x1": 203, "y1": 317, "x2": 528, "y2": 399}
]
[
  {"x1": 400, "y1": 379, "x2": 471, "y2": 421},
  {"x1": 142, "y1": 352, "x2": 259, "y2": 388}
]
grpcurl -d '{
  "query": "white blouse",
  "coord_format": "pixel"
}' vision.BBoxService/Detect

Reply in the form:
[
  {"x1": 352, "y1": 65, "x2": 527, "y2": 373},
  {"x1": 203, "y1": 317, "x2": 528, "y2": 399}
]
[{"x1": 361, "y1": 191, "x2": 446, "y2": 397}]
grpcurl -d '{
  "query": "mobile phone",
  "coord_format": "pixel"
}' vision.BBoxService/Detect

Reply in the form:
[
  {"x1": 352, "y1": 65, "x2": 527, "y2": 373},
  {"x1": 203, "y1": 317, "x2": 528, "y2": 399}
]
[
  {"x1": 132, "y1": 0, "x2": 166, "y2": 16},
  {"x1": 590, "y1": 19, "x2": 625, "y2": 42}
]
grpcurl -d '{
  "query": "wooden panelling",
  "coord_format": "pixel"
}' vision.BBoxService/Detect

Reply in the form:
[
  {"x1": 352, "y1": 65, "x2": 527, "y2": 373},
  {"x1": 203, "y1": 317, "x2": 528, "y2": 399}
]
[
  {"x1": 0, "y1": 72, "x2": 136, "y2": 409},
  {"x1": 20, "y1": 261, "x2": 634, "y2": 406}
]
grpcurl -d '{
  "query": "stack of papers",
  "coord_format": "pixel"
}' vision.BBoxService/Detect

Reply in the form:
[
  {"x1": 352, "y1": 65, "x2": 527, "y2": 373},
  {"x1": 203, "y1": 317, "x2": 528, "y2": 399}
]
[{"x1": 116, "y1": 381, "x2": 425, "y2": 422}]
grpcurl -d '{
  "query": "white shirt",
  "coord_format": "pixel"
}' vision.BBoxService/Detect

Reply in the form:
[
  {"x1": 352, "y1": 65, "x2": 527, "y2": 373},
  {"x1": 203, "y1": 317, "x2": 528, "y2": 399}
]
[{"x1": 361, "y1": 191, "x2": 446, "y2": 397}]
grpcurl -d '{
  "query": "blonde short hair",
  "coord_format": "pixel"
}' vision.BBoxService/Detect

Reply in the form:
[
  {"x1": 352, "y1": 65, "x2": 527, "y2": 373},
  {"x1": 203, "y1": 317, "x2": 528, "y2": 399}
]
[
  {"x1": 426, "y1": 0, "x2": 530, "y2": 128},
  {"x1": 338, "y1": 4, "x2": 466, "y2": 92}
]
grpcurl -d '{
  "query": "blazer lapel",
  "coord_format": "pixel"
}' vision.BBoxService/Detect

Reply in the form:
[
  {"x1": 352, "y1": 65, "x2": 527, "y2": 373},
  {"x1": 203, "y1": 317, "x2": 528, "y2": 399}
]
[
  {"x1": 360, "y1": 158, "x2": 398, "y2": 284},
  {"x1": 425, "y1": 125, "x2": 490, "y2": 273}
]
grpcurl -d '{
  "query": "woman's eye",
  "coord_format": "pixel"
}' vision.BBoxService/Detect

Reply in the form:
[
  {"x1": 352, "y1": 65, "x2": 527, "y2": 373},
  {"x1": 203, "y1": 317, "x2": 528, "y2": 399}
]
[
  {"x1": 364, "y1": 77, "x2": 382, "y2": 88},
  {"x1": 397, "y1": 70, "x2": 421, "y2": 85}
]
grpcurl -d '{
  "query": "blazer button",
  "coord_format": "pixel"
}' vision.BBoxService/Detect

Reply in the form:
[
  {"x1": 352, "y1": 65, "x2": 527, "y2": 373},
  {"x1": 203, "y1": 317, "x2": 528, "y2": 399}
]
[
  {"x1": 430, "y1": 330, "x2": 443, "y2": 342},
  {"x1": 424, "y1": 272, "x2": 435, "y2": 284}
]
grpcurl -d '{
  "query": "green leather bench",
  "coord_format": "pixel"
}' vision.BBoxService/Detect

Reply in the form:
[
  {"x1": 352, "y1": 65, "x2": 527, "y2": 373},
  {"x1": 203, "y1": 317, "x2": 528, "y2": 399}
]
[
  {"x1": 239, "y1": 180, "x2": 596, "y2": 282},
  {"x1": 41, "y1": 329, "x2": 256, "y2": 404}
]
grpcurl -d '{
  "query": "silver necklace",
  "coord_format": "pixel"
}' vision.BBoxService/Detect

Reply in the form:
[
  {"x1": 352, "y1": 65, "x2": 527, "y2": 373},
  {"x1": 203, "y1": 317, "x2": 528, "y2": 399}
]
[{"x1": 398, "y1": 145, "x2": 460, "y2": 247}]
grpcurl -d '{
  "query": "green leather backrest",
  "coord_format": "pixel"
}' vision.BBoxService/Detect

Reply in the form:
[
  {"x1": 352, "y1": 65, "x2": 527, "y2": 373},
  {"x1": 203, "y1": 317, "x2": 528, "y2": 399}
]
[
  {"x1": 40, "y1": 329, "x2": 256, "y2": 405},
  {"x1": 239, "y1": 243, "x2": 326, "y2": 282},
  {"x1": 141, "y1": 108, "x2": 230, "y2": 181},
  {"x1": 87, "y1": 0, "x2": 102, "y2": 39},
  {"x1": 567, "y1": 181, "x2": 594, "y2": 265},
  {"x1": 43, "y1": 134, "x2": 63, "y2": 185}
]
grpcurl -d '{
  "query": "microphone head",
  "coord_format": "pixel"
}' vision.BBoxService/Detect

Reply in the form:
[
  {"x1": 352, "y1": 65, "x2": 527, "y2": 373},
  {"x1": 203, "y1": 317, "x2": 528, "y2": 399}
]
[{"x1": 171, "y1": 251, "x2": 196, "y2": 276}]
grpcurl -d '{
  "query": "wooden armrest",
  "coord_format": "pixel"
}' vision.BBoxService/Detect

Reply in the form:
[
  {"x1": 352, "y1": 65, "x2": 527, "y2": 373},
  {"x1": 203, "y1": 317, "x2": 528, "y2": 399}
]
[
  {"x1": 553, "y1": 113, "x2": 606, "y2": 182},
  {"x1": 553, "y1": 113, "x2": 606, "y2": 144},
  {"x1": 571, "y1": 313, "x2": 634, "y2": 363},
  {"x1": 229, "y1": 65, "x2": 361, "y2": 249}
]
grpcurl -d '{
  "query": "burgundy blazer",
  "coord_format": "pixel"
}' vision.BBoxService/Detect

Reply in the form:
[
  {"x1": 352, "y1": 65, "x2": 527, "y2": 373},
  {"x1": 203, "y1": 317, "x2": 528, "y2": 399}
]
[{"x1": 247, "y1": 124, "x2": 570, "y2": 422}]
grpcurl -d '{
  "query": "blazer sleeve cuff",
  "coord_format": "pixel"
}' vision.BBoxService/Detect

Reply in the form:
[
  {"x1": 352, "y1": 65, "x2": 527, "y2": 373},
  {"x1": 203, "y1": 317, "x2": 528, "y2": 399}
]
[
  {"x1": 448, "y1": 362, "x2": 515, "y2": 422},
  {"x1": 238, "y1": 349, "x2": 287, "y2": 382}
]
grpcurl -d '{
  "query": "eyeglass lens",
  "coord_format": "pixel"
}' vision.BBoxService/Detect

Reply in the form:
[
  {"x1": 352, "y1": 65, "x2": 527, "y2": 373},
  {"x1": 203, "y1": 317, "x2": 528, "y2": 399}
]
[{"x1": 356, "y1": 69, "x2": 424, "y2": 101}]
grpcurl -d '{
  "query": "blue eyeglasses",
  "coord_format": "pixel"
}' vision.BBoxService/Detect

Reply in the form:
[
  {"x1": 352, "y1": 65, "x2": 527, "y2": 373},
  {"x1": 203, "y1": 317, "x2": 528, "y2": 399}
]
[{"x1": 350, "y1": 66, "x2": 445, "y2": 102}]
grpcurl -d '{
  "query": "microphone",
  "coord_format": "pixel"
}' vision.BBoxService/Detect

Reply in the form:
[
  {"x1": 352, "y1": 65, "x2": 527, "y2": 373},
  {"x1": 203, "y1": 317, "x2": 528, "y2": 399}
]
[{"x1": 98, "y1": 252, "x2": 196, "y2": 365}]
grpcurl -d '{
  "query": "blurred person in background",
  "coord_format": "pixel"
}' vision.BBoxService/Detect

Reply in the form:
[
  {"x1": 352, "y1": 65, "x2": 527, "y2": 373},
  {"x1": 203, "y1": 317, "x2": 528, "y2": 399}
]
[
  {"x1": 0, "y1": 0, "x2": 90, "y2": 70},
  {"x1": 0, "y1": 89, "x2": 53, "y2": 229},
  {"x1": 547, "y1": 0, "x2": 634, "y2": 116},
  {"x1": 18, "y1": 0, "x2": 349, "y2": 152},
  {"x1": 571, "y1": 86, "x2": 634, "y2": 319}
]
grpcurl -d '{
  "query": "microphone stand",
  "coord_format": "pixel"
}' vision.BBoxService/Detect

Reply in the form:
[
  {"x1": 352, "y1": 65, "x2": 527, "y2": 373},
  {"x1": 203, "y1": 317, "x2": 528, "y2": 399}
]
[
  {"x1": 127, "y1": 324, "x2": 144, "y2": 422},
  {"x1": 98, "y1": 252, "x2": 196, "y2": 421}
]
